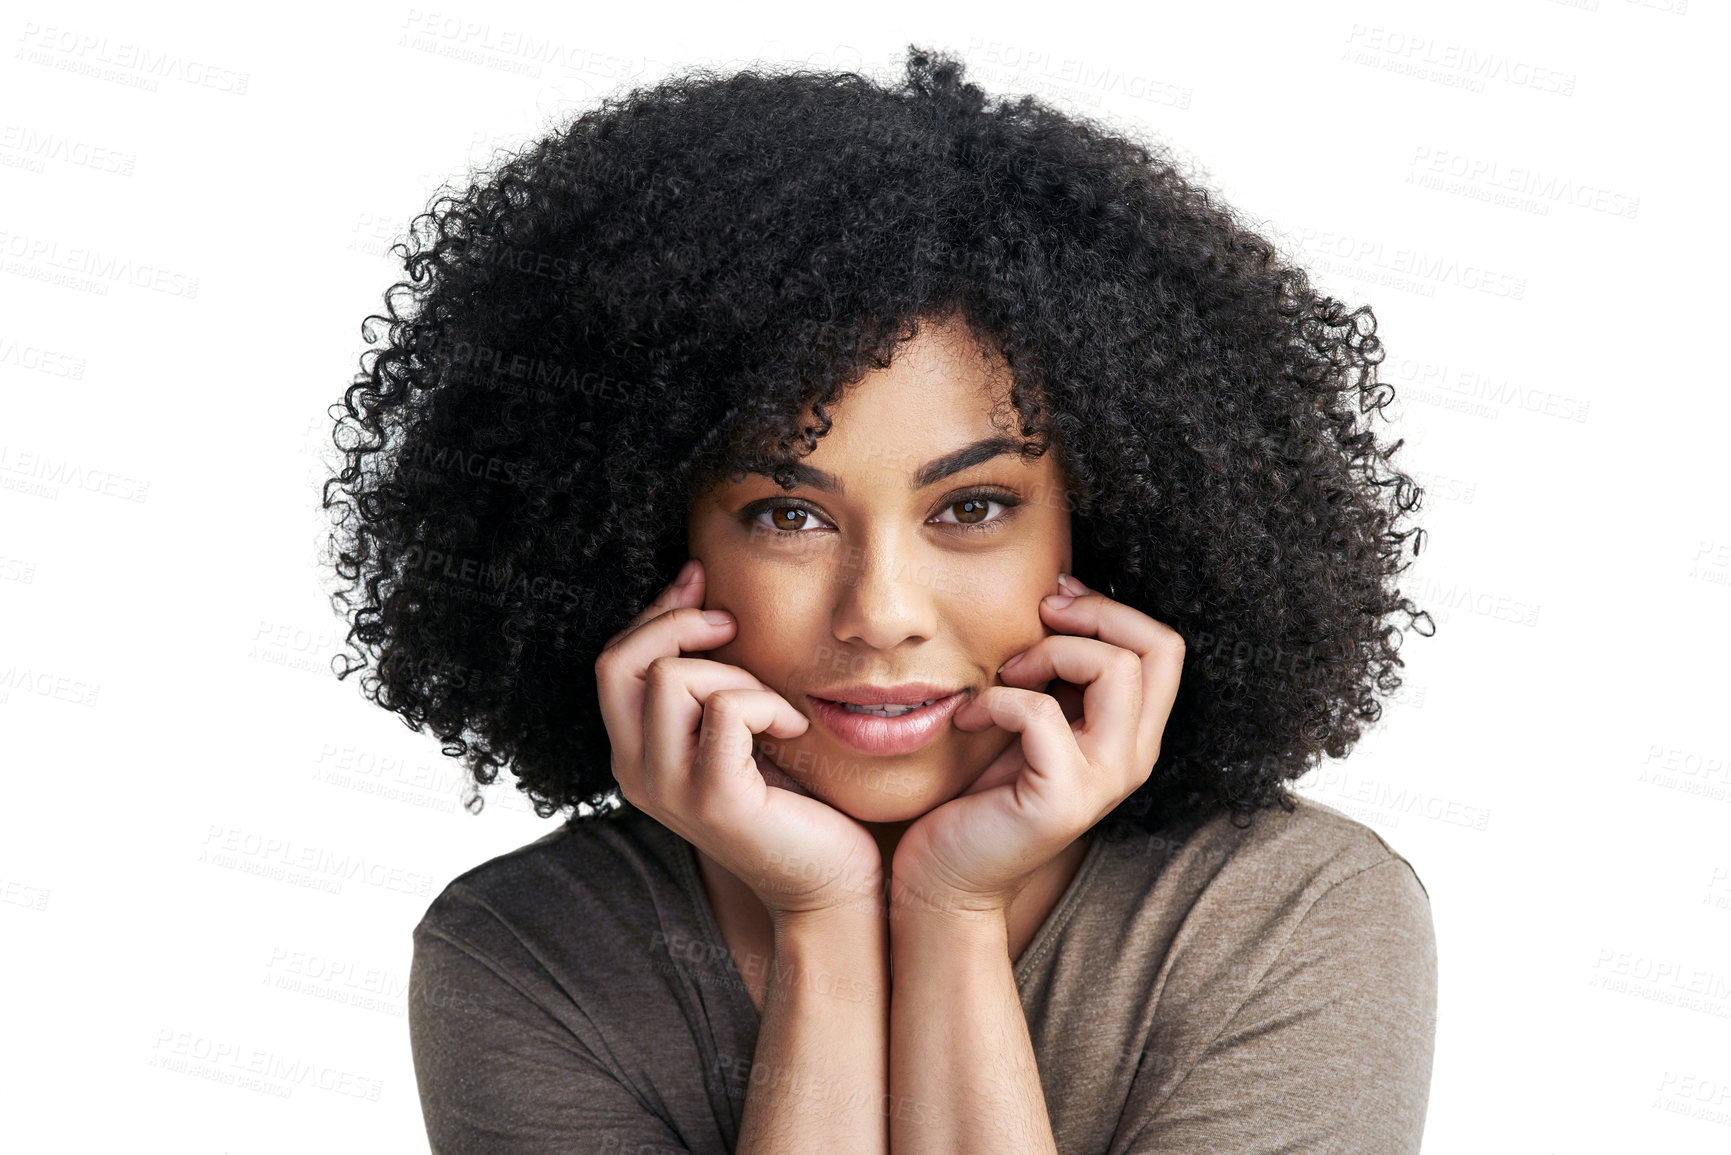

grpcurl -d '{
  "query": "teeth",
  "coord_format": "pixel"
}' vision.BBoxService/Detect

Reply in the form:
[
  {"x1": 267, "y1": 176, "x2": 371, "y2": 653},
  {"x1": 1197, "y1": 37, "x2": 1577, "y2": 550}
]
[{"x1": 840, "y1": 698, "x2": 938, "y2": 717}]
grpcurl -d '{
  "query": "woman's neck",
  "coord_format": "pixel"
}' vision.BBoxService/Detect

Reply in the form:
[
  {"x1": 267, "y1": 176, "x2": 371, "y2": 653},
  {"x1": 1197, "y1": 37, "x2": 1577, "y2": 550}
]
[{"x1": 860, "y1": 816, "x2": 916, "y2": 875}]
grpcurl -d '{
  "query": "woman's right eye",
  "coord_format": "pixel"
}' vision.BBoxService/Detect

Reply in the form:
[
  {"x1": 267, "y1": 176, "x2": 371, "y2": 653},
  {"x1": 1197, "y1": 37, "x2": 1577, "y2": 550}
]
[{"x1": 747, "y1": 501, "x2": 831, "y2": 536}]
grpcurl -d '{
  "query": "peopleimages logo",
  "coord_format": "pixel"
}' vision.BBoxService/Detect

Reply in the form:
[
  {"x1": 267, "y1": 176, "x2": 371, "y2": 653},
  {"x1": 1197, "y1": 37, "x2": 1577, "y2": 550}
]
[
  {"x1": 0, "y1": 443, "x2": 149, "y2": 502},
  {"x1": 0, "y1": 229, "x2": 199, "y2": 298},
  {"x1": 198, "y1": 825, "x2": 434, "y2": 897},
  {"x1": 148, "y1": 1028, "x2": 383, "y2": 1101},
  {"x1": 15, "y1": 23, "x2": 250, "y2": 95}
]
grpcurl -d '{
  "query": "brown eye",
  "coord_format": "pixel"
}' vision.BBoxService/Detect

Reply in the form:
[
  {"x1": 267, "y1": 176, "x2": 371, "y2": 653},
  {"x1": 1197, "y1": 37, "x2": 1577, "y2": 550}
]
[
  {"x1": 952, "y1": 498, "x2": 992, "y2": 525},
  {"x1": 745, "y1": 490, "x2": 1019, "y2": 540},
  {"x1": 747, "y1": 501, "x2": 832, "y2": 536},
  {"x1": 931, "y1": 490, "x2": 1019, "y2": 533}
]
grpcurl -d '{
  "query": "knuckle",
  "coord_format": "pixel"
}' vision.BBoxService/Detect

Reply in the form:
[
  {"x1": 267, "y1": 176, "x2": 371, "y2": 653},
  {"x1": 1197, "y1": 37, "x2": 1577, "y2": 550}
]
[
  {"x1": 644, "y1": 654, "x2": 677, "y2": 686},
  {"x1": 695, "y1": 725, "x2": 753, "y2": 780},
  {"x1": 1029, "y1": 693, "x2": 1064, "y2": 721}
]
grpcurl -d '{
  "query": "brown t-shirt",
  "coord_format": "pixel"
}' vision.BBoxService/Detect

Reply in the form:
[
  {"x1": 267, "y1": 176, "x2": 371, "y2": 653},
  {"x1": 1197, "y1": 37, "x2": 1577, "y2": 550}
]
[{"x1": 408, "y1": 794, "x2": 1437, "y2": 1153}]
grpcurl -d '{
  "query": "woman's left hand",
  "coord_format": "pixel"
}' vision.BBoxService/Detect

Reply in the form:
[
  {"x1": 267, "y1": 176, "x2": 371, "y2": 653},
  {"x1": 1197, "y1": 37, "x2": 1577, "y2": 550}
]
[{"x1": 891, "y1": 574, "x2": 1186, "y2": 918}]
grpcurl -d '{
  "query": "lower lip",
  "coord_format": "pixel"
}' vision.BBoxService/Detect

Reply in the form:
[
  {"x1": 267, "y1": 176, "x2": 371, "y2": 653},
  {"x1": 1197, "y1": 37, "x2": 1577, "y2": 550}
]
[{"x1": 807, "y1": 692, "x2": 966, "y2": 756}]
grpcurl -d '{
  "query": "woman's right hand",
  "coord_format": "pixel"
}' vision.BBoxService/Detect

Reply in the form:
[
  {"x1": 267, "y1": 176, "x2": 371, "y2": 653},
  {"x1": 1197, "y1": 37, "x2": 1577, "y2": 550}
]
[{"x1": 595, "y1": 558, "x2": 885, "y2": 923}]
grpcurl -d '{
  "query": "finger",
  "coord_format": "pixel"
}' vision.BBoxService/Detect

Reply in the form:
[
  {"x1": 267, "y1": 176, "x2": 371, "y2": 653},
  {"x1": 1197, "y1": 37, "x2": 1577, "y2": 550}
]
[
  {"x1": 595, "y1": 604, "x2": 738, "y2": 772},
  {"x1": 603, "y1": 557, "x2": 705, "y2": 652},
  {"x1": 682, "y1": 686, "x2": 812, "y2": 820},
  {"x1": 643, "y1": 659, "x2": 808, "y2": 764},
  {"x1": 636, "y1": 657, "x2": 789, "y2": 793},
  {"x1": 953, "y1": 686, "x2": 1086, "y2": 822},
  {"x1": 997, "y1": 634, "x2": 1141, "y2": 772},
  {"x1": 1036, "y1": 591, "x2": 1185, "y2": 769}
]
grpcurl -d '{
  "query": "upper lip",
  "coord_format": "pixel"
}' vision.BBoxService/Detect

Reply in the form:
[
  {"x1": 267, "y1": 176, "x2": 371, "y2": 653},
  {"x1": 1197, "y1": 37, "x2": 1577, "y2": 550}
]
[{"x1": 808, "y1": 683, "x2": 964, "y2": 706}]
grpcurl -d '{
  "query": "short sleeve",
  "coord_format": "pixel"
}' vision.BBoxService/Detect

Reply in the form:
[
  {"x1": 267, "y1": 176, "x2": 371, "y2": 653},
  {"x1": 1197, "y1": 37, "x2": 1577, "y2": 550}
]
[
  {"x1": 1121, "y1": 856, "x2": 1438, "y2": 1154},
  {"x1": 408, "y1": 912, "x2": 693, "y2": 1155}
]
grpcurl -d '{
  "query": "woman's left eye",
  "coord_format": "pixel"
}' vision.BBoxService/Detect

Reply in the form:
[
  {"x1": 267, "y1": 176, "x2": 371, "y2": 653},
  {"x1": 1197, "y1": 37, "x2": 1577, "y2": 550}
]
[{"x1": 931, "y1": 493, "x2": 1018, "y2": 531}]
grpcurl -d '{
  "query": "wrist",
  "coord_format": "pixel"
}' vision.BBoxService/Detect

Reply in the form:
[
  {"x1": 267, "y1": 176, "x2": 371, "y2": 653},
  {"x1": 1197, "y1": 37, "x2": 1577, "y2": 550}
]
[
  {"x1": 887, "y1": 873, "x2": 1013, "y2": 924},
  {"x1": 768, "y1": 888, "x2": 887, "y2": 938},
  {"x1": 889, "y1": 900, "x2": 1011, "y2": 975},
  {"x1": 768, "y1": 901, "x2": 890, "y2": 1007},
  {"x1": 888, "y1": 885, "x2": 1011, "y2": 936},
  {"x1": 754, "y1": 867, "x2": 886, "y2": 927}
]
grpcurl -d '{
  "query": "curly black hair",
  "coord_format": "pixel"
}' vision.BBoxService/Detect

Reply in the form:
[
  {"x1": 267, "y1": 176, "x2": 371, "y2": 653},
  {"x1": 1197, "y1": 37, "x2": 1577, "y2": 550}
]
[{"x1": 321, "y1": 45, "x2": 1432, "y2": 843}]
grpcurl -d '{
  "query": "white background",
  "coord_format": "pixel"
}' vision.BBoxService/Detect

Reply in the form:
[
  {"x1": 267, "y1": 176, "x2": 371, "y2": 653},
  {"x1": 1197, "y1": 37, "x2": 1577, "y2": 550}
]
[{"x1": 3, "y1": 1, "x2": 1727, "y2": 1150}]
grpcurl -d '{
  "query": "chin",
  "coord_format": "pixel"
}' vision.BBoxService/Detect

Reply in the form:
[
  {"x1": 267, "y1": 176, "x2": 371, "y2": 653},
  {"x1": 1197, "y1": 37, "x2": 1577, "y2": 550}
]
[{"x1": 799, "y1": 770, "x2": 960, "y2": 825}]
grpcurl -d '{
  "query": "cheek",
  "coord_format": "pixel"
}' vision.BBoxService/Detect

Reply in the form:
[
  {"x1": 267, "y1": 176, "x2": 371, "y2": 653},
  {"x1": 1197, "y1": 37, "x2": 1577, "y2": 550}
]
[
  {"x1": 978, "y1": 566, "x2": 1056, "y2": 619},
  {"x1": 698, "y1": 590, "x2": 814, "y2": 686}
]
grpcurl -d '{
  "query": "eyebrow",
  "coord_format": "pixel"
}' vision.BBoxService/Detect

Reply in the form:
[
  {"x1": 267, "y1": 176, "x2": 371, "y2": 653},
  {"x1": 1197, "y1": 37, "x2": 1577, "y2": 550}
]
[{"x1": 746, "y1": 435, "x2": 1028, "y2": 495}]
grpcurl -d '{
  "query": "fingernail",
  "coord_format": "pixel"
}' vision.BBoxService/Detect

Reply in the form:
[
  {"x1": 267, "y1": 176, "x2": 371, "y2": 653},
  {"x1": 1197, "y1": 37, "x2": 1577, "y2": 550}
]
[
  {"x1": 1044, "y1": 593, "x2": 1076, "y2": 609},
  {"x1": 675, "y1": 559, "x2": 699, "y2": 586},
  {"x1": 702, "y1": 610, "x2": 732, "y2": 625},
  {"x1": 999, "y1": 652, "x2": 1025, "y2": 673},
  {"x1": 1058, "y1": 573, "x2": 1087, "y2": 596}
]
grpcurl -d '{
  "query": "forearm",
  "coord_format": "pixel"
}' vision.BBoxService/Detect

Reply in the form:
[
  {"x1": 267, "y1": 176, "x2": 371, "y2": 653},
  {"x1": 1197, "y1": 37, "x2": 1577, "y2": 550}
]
[
  {"x1": 736, "y1": 905, "x2": 890, "y2": 1155},
  {"x1": 888, "y1": 906, "x2": 1057, "y2": 1155}
]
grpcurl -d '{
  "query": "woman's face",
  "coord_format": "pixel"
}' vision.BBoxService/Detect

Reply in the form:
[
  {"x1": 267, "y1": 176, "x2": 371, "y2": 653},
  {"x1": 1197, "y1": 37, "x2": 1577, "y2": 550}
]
[{"x1": 686, "y1": 315, "x2": 1073, "y2": 823}]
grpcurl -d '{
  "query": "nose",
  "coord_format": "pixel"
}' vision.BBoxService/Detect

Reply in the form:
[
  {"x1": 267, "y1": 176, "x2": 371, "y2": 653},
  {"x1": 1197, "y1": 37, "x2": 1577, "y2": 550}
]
[{"x1": 828, "y1": 533, "x2": 941, "y2": 650}]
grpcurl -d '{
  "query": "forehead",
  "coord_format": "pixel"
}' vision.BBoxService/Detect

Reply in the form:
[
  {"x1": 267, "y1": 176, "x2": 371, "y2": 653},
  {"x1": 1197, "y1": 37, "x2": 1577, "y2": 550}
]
[
  {"x1": 780, "y1": 318, "x2": 1028, "y2": 471},
  {"x1": 733, "y1": 320, "x2": 1045, "y2": 488}
]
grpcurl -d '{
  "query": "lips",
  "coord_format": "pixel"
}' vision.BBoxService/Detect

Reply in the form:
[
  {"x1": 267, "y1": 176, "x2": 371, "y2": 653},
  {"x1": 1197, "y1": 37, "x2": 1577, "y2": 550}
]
[
  {"x1": 806, "y1": 682, "x2": 961, "y2": 706},
  {"x1": 833, "y1": 698, "x2": 944, "y2": 718},
  {"x1": 806, "y1": 690, "x2": 967, "y2": 756}
]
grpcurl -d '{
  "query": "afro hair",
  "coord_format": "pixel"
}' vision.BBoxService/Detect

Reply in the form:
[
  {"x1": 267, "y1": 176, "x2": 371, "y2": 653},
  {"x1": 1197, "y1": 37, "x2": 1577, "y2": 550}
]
[{"x1": 322, "y1": 45, "x2": 1432, "y2": 841}]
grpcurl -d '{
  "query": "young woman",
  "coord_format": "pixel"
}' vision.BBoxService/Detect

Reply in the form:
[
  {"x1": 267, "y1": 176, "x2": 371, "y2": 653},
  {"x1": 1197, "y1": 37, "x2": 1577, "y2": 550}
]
[{"x1": 324, "y1": 46, "x2": 1437, "y2": 1154}]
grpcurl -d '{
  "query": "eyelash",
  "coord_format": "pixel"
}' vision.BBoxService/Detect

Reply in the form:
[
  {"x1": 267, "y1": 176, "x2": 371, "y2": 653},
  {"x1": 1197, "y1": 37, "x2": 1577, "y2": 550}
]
[{"x1": 743, "y1": 489, "x2": 1023, "y2": 539}]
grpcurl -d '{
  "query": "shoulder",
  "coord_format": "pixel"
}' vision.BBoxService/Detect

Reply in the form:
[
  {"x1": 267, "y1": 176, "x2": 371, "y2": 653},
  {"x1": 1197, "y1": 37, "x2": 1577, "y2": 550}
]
[
  {"x1": 1098, "y1": 797, "x2": 1439, "y2": 1150},
  {"x1": 1214, "y1": 792, "x2": 1421, "y2": 880},
  {"x1": 1086, "y1": 792, "x2": 1435, "y2": 1011},
  {"x1": 1184, "y1": 793, "x2": 1435, "y2": 975},
  {"x1": 405, "y1": 810, "x2": 733, "y2": 1154},
  {"x1": 413, "y1": 807, "x2": 689, "y2": 972},
  {"x1": 1103, "y1": 792, "x2": 1428, "y2": 918}
]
